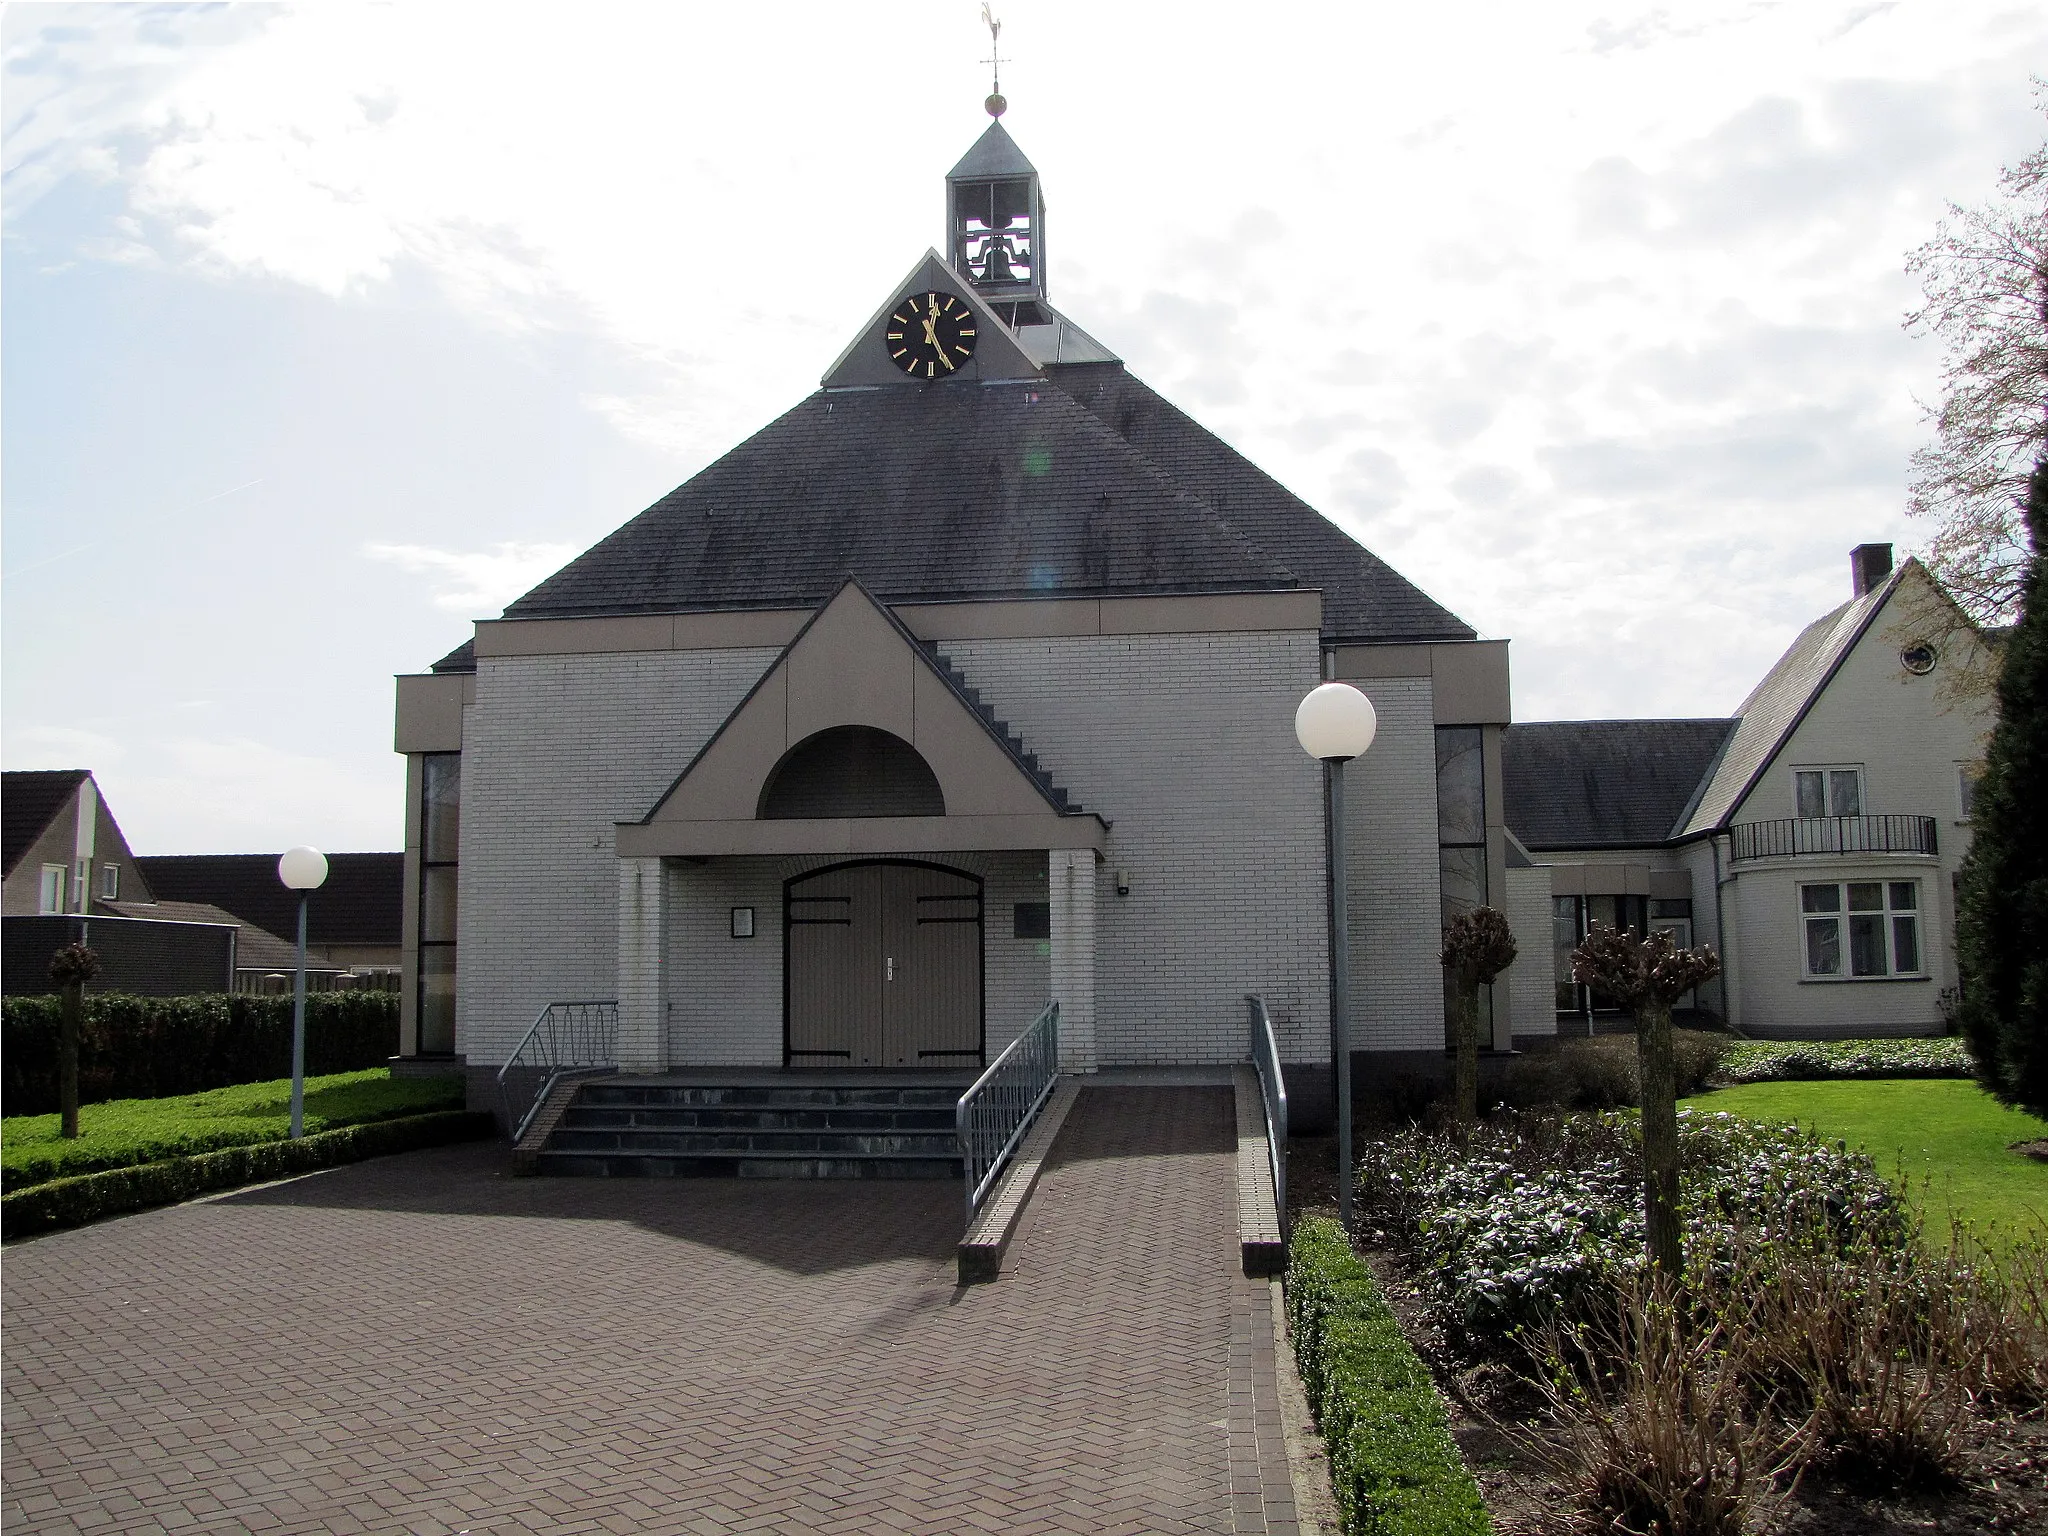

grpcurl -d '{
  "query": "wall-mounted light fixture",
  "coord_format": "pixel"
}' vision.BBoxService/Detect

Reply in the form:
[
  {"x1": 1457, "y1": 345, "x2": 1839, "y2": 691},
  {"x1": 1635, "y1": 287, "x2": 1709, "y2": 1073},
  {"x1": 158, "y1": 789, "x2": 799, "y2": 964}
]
[
  {"x1": 1115, "y1": 869, "x2": 1131, "y2": 897},
  {"x1": 731, "y1": 906, "x2": 755, "y2": 939}
]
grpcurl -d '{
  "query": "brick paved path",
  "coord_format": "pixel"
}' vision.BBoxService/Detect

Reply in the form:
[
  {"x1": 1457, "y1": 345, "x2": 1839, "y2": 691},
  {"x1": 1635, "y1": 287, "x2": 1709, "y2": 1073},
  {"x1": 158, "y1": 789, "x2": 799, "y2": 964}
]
[{"x1": 4, "y1": 1086, "x2": 1298, "y2": 1535}]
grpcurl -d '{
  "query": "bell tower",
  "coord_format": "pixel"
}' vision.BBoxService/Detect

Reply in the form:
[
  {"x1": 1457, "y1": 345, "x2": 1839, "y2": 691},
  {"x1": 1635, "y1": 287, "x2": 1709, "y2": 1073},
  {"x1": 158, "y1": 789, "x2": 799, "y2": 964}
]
[{"x1": 948, "y1": 15, "x2": 1047, "y2": 328}]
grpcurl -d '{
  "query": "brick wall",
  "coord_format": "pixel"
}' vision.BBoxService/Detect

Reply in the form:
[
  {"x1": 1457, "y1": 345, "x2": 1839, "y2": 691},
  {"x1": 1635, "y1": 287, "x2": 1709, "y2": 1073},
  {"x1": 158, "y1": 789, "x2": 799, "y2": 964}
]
[
  {"x1": 938, "y1": 631, "x2": 1336, "y2": 1066},
  {"x1": 1503, "y1": 863, "x2": 1556, "y2": 1041},
  {"x1": 457, "y1": 648, "x2": 780, "y2": 1065}
]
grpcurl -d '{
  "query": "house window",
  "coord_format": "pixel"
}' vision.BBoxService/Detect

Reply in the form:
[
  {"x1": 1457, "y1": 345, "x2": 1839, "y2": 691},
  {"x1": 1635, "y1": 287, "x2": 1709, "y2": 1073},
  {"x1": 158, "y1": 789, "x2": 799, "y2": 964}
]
[
  {"x1": 1793, "y1": 766, "x2": 1863, "y2": 818},
  {"x1": 38, "y1": 864, "x2": 64, "y2": 914},
  {"x1": 1801, "y1": 880, "x2": 1922, "y2": 978},
  {"x1": 418, "y1": 753, "x2": 460, "y2": 1054},
  {"x1": 99, "y1": 864, "x2": 119, "y2": 900},
  {"x1": 1553, "y1": 893, "x2": 1650, "y2": 1016},
  {"x1": 1958, "y1": 762, "x2": 1982, "y2": 821},
  {"x1": 1012, "y1": 901, "x2": 1050, "y2": 940}
]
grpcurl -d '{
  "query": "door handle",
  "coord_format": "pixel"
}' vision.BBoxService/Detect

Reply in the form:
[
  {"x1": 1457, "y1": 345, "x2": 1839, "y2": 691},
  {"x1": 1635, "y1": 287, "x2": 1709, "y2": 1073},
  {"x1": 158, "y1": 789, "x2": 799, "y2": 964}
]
[{"x1": 886, "y1": 957, "x2": 895, "y2": 982}]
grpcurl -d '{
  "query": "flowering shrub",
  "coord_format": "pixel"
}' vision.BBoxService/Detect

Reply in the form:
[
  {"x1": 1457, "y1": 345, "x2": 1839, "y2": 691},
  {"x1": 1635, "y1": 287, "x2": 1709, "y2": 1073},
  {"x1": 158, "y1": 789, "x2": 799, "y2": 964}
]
[
  {"x1": 1357, "y1": 1110, "x2": 1904, "y2": 1332},
  {"x1": 1717, "y1": 1036, "x2": 1975, "y2": 1084}
]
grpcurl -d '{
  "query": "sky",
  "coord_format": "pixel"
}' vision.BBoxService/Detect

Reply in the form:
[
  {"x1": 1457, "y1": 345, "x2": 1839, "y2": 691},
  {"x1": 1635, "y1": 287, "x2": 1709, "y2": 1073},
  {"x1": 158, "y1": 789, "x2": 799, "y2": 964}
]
[{"x1": 4, "y1": 0, "x2": 2044, "y2": 855}]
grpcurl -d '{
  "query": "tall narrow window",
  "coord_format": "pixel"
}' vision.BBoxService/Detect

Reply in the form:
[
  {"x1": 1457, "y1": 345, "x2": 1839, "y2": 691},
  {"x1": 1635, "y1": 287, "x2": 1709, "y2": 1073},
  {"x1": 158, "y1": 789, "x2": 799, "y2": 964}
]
[
  {"x1": 1437, "y1": 727, "x2": 1490, "y2": 1041},
  {"x1": 418, "y1": 754, "x2": 460, "y2": 1055},
  {"x1": 38, "y1": 864, "x2": 64, "y2": 914},
  {"x1": 99, "y1": 864, "x2": 119, "y2": 900}
]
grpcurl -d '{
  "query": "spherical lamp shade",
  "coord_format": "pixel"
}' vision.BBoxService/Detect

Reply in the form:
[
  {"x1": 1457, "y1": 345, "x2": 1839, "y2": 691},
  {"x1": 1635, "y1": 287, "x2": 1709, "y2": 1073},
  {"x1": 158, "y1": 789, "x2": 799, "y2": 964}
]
[
  {"x1": 278, "y1": 846, "x2": 329, "y2": 891},
  {"x1": 1295, "y1": 683, "x2": 1378, "y2": 762}
]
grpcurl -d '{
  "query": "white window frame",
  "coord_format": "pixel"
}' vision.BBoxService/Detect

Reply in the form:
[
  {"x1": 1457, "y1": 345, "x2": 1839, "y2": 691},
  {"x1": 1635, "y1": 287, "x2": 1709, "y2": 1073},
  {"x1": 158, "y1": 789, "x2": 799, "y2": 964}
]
[
  {"x1": 1799, "y1": 878, "x2": 1925, "y2": 980},
  {"x1": 1791, "y1": 764, "x2": 1864, "y2": 819},
  {"x1": 100, "y1": 863, "x2": 120, "y2": 900},
  {"x1": 38, "y1": 864, "x2": 65, "y2": 914},
  {"x1": 1957, "y1": 762, "x2": 1982, "y2": 822}
]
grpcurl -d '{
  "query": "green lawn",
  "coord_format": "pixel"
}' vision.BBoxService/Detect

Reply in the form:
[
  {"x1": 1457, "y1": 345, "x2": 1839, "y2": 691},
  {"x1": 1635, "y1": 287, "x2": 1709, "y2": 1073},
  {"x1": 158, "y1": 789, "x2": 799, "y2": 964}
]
[
  {"x1": 1, "y1": 1070, "x2": 465, "y2": 1192},
  {"x1": 1683, "y1": 1077, "x2": 2048, "y2": 1244}
]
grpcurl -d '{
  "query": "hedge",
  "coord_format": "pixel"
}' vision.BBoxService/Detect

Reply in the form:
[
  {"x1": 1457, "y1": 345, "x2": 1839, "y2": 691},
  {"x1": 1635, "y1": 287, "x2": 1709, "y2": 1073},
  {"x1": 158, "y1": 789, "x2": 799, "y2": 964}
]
[
  {"x1": 1, "y1": 992, "x2": 399, "y2": 1116},
  {"x1": 1, "y1": 1109, "x2": 494, "y2": 1240},
  {"x1": 1715, "y1": 1036, "x2": 1975, "y2": 1084},
  {"x1": 1287, "y1": 1215, "x2": 1493, "y2": 1536}
]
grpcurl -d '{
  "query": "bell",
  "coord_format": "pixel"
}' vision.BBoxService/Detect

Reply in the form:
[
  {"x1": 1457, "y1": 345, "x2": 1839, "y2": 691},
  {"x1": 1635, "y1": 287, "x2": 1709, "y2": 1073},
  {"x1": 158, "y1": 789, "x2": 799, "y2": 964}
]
[{"x1": 982, "y1": 236, "x2": 1016, "y2": 283}]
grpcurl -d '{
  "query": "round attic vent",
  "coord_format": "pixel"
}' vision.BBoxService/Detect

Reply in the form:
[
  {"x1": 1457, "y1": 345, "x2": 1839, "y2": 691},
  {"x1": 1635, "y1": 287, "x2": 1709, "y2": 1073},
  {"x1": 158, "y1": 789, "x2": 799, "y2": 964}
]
[{"x1": 1900, "y1": 643, "x2": 1937, "y2": 676}]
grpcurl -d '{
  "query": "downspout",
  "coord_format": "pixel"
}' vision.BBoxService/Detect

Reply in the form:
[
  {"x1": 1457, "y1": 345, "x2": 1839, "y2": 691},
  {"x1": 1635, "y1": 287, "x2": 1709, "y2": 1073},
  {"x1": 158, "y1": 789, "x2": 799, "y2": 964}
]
[{"x1": 1711, "y1": 832, "x2": 1744, "y2": 1037}]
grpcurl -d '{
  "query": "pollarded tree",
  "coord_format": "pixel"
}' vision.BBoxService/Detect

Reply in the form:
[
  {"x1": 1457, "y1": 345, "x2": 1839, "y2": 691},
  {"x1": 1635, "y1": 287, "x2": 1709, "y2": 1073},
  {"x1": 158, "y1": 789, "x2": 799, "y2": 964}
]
[
  {"x1": 1571, "y1": 924, "x2": 1722, "y2": 1279},
  {"x1": 1441, "y1": 906, "x2": 1517, "y2": 1126},
  {"x1": 47, "y1": 943, "x2": 100, "y2": 1139},
  {"x1": 1955, "y1": 456, "x2": 2048, "y2": 1115}
]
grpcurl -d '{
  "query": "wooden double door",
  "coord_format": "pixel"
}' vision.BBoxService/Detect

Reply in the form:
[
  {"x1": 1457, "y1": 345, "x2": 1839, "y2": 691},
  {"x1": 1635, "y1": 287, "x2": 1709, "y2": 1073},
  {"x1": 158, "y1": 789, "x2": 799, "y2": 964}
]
[{"x1": 785, "y1": 861, "x2": 984, "y2": 1069}]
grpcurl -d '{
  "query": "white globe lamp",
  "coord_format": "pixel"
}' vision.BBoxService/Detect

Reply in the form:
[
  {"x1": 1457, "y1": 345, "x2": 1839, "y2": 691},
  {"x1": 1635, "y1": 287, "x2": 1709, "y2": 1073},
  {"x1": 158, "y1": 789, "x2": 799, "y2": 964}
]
[
  {"x1": 276, "y1": 846, "x2": 328, "y2": 1137},
  {"x1": 1295, "y1": 682, "x2": 1378, "y2": 763}
]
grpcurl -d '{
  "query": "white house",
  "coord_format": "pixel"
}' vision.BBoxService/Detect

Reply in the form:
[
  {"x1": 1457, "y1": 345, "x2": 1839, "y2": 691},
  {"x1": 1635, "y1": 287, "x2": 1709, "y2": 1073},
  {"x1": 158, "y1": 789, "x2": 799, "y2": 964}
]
[
  {"x1": 389, "y1": 114, "x2": 1515, "y2": 1137},
  {"x1": 1500, "y1": 544, "x2": 1992, "y2": 1042}
]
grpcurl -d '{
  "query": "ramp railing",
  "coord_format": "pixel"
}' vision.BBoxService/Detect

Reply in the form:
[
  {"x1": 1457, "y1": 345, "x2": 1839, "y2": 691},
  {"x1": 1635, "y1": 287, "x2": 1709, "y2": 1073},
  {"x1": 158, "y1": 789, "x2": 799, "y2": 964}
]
[
  {"x1": 957, "y1": 1001, "x2": 1060, "y2": 1222},
  {"x1": 496, "y1": 999, "x2": 618, "y2": 1143},
  {"x1": 1247, "y1": 994, "x2": 1288, "y2": 1235}
]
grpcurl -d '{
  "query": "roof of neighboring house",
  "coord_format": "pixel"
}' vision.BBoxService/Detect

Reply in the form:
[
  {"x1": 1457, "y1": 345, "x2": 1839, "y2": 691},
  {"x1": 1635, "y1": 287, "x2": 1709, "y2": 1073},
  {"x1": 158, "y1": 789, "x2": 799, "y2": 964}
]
[
  {"x1": 134, "y1": 853, "x2": 403, "y2": 947},
  {"x1": 432, "y1": 639, "x2": 475, "y2": 674},
  {"x1": 1503, "y1": 720, "x2": 1738, "y2": 851},
  {"x1": 97, "y1": 899, "x2": 336, "y2": 973},
  {"x1": 3, "y1": 770, "x2": 88, "y2": 877},
  {"x1": 1675, "y1": 564, "x2": 1907, "y2": 836}
]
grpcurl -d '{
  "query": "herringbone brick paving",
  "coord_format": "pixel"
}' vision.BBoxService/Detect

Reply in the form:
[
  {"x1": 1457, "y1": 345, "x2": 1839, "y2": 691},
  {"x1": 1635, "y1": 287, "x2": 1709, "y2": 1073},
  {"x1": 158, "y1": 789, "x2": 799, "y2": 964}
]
[{"x1": 4, "y1": 1086, "x2": 1295, "y2": 1535}]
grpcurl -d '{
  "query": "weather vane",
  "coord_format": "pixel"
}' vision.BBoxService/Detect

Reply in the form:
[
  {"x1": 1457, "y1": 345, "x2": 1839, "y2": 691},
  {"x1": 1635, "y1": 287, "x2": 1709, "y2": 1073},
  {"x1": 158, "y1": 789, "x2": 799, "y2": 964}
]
[{"x1": 981, "y1": 4, "x2": 1007, "y2": 118}]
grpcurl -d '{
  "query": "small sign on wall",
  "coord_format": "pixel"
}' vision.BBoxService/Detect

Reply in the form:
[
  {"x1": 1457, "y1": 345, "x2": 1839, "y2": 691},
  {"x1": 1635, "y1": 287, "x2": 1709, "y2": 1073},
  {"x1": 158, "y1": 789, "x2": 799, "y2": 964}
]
[{"x1": 731, "y1": 906, "x2": 755, "y2": 939}]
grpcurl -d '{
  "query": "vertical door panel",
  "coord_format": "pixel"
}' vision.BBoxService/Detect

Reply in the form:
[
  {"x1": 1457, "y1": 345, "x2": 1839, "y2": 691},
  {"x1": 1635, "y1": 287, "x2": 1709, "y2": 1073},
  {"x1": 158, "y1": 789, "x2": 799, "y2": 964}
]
[
  {"x1": 787, "y1": 865, "x2": 884, "y2": 1065},
  {"x1": 881, "y1": 865, "x2": 983, "y2": 1068}
]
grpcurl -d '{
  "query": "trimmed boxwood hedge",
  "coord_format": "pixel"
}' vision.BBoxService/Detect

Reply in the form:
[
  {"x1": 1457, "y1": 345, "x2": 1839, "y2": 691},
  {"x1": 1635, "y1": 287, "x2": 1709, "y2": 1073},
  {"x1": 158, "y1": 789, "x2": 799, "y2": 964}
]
[
  {"x1": 1, "y1": 992, "x2": 399, "y2": 1116},
  {"x1": 1287, "y1": 1215, "x2": 1492, "y2": 1536},
  {"x1": 1, "y1": 1109, "x2": 493, "y2": 1240}
]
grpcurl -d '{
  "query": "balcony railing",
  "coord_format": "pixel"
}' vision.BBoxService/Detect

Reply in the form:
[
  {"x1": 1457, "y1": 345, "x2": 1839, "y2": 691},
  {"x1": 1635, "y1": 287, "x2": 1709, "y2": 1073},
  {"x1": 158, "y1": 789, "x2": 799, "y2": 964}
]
[{"x1": 1729, "y1": 815, "x2": 1938, "y2": 862}]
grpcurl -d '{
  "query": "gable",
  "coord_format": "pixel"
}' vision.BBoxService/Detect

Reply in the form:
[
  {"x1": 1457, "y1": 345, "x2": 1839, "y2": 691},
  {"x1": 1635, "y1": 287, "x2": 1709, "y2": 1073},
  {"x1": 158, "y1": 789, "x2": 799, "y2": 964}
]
[
  {"x1": 3, "y1": 770, "x2": 87, "y2": 878},
  {"x1": 1725, "y1": 565, "x2": 1994, "y2": 827},
  {"x1": 820, "y1": 250, "x2": 1041, "y2": 389},
  {"x1": 621, "y1": 581, "x2": 1105, "y2": 858}
]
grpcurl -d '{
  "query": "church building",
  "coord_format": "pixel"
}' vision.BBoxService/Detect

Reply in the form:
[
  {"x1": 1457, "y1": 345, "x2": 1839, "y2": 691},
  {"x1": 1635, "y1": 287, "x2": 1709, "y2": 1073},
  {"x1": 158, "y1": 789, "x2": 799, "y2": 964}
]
[{"x1": 391, "y1": 109, "x2": 1514, "y2": 1129}]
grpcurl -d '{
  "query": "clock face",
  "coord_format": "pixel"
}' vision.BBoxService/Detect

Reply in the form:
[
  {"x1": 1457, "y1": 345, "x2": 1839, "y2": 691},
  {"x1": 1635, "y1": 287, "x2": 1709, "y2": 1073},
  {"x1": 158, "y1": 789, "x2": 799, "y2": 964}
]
[{"x1": 886, "y1": 291, "x2": 977, "y2": 378}]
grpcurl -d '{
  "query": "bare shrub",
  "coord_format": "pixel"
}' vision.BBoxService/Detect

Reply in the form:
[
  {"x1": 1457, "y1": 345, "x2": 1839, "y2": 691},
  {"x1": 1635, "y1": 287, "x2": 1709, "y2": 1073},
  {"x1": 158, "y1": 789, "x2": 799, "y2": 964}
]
[{"x1": 1528, "y1": 1271, "x2": 1793, "y2": 1535}]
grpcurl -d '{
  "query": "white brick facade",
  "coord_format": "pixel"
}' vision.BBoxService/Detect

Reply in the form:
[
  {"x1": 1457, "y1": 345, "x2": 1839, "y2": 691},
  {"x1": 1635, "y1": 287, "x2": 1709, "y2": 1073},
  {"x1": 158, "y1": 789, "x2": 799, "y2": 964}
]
[
  {"x1": 452, "y1": 624, "x2": 1457, "y2": 1072},
  {"x1": 456, "y1": 648, "x2": 780, "y2": 1064},
  {"x1": 1336, "y1": 677, "x2": 1446, "y2": 1053},
  {"x1": 939, "y1": 630, "x2": 1335, "y2": 1066}
]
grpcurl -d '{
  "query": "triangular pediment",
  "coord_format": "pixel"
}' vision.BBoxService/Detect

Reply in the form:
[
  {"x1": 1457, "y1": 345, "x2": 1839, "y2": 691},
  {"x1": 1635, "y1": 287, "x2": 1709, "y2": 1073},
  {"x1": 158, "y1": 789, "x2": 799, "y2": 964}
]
[
  {"x1": 624, "y1": 581, "x2": 1104, "y2": 858},
  {"x1": 821, "y1": 250, "x2": 1042, "y2": 390}
]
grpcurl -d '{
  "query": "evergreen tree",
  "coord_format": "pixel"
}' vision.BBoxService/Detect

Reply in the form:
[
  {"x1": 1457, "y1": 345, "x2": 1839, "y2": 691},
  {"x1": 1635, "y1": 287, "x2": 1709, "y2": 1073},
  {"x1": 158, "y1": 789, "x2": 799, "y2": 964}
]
[{"x1": 1956, "y1": 456, "x2": 2048, "y2": 1114}]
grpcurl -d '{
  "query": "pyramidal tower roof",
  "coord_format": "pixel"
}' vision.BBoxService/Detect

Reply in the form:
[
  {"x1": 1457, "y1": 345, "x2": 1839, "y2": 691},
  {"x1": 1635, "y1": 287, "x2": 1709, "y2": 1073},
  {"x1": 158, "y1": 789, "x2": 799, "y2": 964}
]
[{"x1": 948, "y1": 120, "x2": 1036, "y2": 181}]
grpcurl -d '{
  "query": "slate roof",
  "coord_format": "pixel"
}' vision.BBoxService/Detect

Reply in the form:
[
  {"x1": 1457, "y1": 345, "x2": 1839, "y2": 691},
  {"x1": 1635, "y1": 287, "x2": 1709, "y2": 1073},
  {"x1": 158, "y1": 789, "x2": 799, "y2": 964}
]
[
  {"x1": 505, "y1": 382, "x2": 1300, "y2": 619},
  {"x1": 1502, "y1": 720, "x2": 1737, "y2": 851},
  {"x1": 1046, "y1": 363, "x2": 1475, "y2": 642},
  {"x1": 432, "y1": 639, "x2": 475, "y2": 674},
  {"x1": 3, "y1": 770, "x2": 88, "y2": 877},
  {"x1": 1676, "y1": 565, "x2": 1905, "y2": 836},
  {"x1": 949, "y1": 120, "x2": 1036, "y2": 180},
  {"x1": 135, "y1": 853, "x2": 403, "y2": 948}
]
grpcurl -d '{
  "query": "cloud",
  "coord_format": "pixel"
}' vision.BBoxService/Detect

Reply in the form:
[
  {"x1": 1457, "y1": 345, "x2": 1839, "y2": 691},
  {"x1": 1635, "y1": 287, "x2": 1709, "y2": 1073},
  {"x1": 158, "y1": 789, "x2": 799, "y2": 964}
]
[{"x1": 363, "y1": 541, "x2": 579, "y2": 616}]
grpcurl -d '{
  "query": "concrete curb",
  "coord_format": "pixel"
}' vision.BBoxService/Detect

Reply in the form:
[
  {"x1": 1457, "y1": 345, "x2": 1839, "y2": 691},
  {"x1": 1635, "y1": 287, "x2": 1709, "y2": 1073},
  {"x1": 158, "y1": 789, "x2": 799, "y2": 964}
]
[
  {"x1": 956, "y1": 1076, "x2": 1081, "y2": 1284},
  {"x1": 1234, "y1": 1065, "x2": 1286, "y2": 1275}
]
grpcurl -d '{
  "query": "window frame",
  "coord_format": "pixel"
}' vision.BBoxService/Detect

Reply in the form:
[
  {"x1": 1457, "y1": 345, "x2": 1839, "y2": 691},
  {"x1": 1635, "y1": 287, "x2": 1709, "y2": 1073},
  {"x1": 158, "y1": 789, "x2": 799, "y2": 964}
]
[
  {"x1": 416, "y1": 753, "x2": 461, "y2": 1055},
  {"x1": 1791, "y1": 764, "x2": 1865, "y2": 820},
  {"x1": 1798, "y1": 878, "x2": 1925, "y2": 981},
  {"x1": 1957, "y1": 762, "x2": 1982, "y2": 823},
  {"x1": 38, "y1": 864, "x2": 65, "y2": 915},
  {"x1": 99, "y1": 863, "x2": 119, "y2": 900}
]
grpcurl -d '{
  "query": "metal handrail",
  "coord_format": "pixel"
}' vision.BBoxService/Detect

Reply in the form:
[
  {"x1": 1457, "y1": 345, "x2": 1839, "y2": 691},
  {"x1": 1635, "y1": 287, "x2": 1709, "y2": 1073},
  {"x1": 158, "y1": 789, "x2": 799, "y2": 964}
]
[
  {"x1": 1729, "y1": 815, "x2": 1938, "y2": 862},
  {"x1": 957, "y1": 1001, "x2": 1060, "y2": 1223},
  {"x1": 1247, "y1": 994, "x2": 1288, "y2": 1236},
  {"x1": 495, "y1": 999, "x2": 619, "y2": 1143}
]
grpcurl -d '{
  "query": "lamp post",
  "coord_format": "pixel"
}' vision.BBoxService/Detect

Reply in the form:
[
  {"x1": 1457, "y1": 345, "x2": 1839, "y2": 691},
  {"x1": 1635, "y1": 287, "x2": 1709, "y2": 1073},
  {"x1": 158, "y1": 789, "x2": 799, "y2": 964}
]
[
  {"x1": 1295, "y1": 682, "x2": 1377, "y2": 1231},
  {"x1": 277, "y1": 846, "x2": 329, "y2": 1138}
]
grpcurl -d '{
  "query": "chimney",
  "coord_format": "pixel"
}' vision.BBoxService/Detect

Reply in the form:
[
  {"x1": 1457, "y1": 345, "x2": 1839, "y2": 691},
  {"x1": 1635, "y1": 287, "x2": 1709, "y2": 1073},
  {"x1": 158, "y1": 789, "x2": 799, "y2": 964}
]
[{"x1": 1851, "y1": 542, "x2": 1893, "y2": 597}]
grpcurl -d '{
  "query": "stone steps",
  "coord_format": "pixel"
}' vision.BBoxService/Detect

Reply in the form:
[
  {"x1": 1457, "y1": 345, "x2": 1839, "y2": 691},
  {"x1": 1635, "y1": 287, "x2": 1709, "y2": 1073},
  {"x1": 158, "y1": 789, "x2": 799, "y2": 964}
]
[{"x1": 534, "y1": 1079, "x2": 965, "y2": 1180}]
